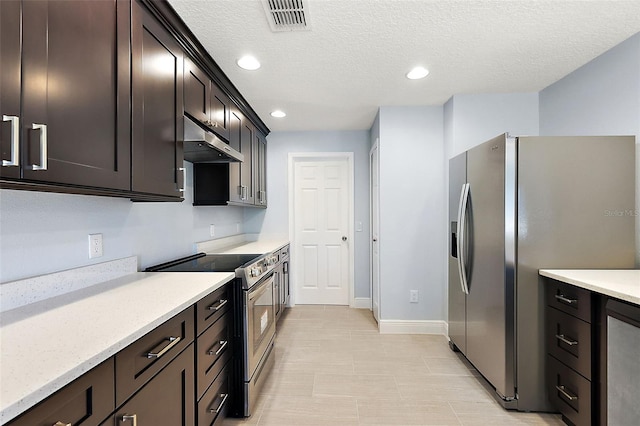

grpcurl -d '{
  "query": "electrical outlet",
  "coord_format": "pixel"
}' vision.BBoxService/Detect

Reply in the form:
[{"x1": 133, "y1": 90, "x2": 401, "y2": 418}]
[
  {"x1": 209, "y1": 224, "x2": 215, "y2": 237},
  {"x1": 88, "y1": 233, "x2": 103, "y2": 259},
  {"x1": 236, "y1": 222, "x2": 241, "y2": 233},
  {"x1": 410, "y1": 290, "x2": 419, "y2": 303}
]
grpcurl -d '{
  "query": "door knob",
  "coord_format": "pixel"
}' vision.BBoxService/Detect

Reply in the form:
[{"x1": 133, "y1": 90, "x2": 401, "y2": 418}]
[
  {"x1": 342, "y1": 236, "x2": 347, "y2": 241},
  {"x1": 373, "y1": 238, "x2": 378, "y2": 242}
]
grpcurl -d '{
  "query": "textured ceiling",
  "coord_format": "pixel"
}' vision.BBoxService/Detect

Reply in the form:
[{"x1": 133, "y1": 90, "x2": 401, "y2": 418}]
[{"x1": 168, "y1": 0, "x2": 640, "y2": 132}]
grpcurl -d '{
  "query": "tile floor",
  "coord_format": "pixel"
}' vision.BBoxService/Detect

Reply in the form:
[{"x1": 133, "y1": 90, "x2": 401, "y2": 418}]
[{"x1": 224, "y1": 305, "x2": 565, "y2": 426}]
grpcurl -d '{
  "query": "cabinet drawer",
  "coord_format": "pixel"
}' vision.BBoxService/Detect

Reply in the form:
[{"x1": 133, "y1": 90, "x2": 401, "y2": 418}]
[
  {"x1": 115, "y1": 306, "x2": 194, "y2": 406},
  {"x1": 547, "y1": 355, "x2": 592, "y2": 426},
  {"x1": 196, "y1": 283, "x2": 231, "y2": 336},
  {"x1": 546, "y1": 306, "x2": 592, "y2": 380},
  {"x1": 197, "y1": 362, "x2": 231, "y2": 426},
  {"x1": 111, "y1": 345, "x2": 195, "y2": 426},
  {"x1": 196, "y1": 312, "x2": 232, "y2": 399},
  {"x1": 7, "y1": 358, "x2": 114, "y2": 426},
  {"x1": 546, "y1": 279, "x2": 592, "y2": 323}
]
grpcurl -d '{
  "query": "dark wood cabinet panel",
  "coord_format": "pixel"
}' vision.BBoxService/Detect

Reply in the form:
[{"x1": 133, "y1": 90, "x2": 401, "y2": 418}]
[
  {"x1": 2, "y1": 0, "x2": 130, "y2": 190},
  {"x1": 196, "y1": 312, "x2": 232, "y2": 400},
  {"x1": 196, "y1": 283, "x2": 231, "y2": 336},
  {"x1": 239, "y1": 121, "x2": 255, "y2": 205},
  {"x1": 227, "y1": 109, "x2": 243, "y2": 204},
  {"x1": 184, "y1": 58, "x2": 211, "y2": 125},
  {"x1": 255, "y1": 131, "x2": 267, "y2": 207},
  {"x1": 0, "y1": 0, "x2": 22, "y2": 180},
  {"x1": 197, "y1": 362, "x2": 231, "y2": 426},
  {"x1": 7, "y1": 358, "x2": 115, "y2": 426},
  {"x1": 209, "y1": 83, "x2": 230, "y2": 141},
  {"x1": 131, "y1": 0, "x2": 184, "y2": 199},
  {"x1": 113, "y1": 345, "x2": 195, "y2": 426},
  {"x1": 115, "y1": 307, "x2": 194, "y2": 406}
]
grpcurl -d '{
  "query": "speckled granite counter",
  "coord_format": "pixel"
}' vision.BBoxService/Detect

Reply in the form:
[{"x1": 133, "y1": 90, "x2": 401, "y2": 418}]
[
  {"x1": 539, "y1": 269, "x2": 640, "y2": 306},
  {"x1": 196, "y1": 235, "x2": 289, "y2": 255},
  {"x1": 0, "y1": 271, "x2": 234, "y2": 424}
]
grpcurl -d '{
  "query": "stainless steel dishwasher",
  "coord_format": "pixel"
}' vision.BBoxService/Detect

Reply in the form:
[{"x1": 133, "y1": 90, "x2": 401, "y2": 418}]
[{"x1": 606, "y1": 298, "x2": 640, "y2": 425}]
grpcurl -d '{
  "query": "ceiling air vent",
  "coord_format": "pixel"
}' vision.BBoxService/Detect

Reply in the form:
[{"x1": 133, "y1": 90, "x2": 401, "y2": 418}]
[{"x1": 262, "y1": 0, "x2": 311, "y2": 32}]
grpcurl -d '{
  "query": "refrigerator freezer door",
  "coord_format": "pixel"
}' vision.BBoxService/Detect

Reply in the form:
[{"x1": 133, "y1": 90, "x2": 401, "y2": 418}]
[
  {"x1": 466, "y1": 134, "x2": 516, "y2": 400},
  {"x1": 448, "y1": 153, "x2": 467, "y2": 354}
]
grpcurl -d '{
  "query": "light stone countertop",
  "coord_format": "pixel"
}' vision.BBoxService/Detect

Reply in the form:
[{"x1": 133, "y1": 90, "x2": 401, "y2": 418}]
[
  {"x1": 0, "y1": 271, "x2": 234, "y2": 424},
  {"x1": 196, "y1": 236, "x2": 289, "y2": 256},
  {"x1": 539, "y1": 269, "x2": 640, "y2": 306}
]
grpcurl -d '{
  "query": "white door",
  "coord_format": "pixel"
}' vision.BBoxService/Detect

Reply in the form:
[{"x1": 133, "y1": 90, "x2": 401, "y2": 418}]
[
  {"x1": 370, "y1": 141, "x2": 380, "y2": 322},
  {"x1": 294, "y1": 159, "x2": 350, "y2": 305}
]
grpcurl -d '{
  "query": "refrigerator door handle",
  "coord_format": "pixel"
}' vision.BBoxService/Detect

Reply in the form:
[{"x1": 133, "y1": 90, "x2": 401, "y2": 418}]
[{"x1": 456, "y1": 183, "x2": 470, "y2": 295}]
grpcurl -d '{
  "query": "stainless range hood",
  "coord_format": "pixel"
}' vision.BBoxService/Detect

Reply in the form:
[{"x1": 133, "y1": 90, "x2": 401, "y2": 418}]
[{"x1": 183, "y1": 115, "x2": 244, "y2": 163}]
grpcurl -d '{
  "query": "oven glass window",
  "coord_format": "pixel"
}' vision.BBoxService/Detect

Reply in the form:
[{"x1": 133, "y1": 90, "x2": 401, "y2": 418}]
[{"x1": 251, "y1": 277, "x2": 274, "y2": 350}]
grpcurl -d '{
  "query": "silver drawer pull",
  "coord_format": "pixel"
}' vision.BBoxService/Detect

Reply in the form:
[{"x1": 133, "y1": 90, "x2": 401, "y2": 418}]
[
  {"x1": 121, "y1": 414, "x2": 137, "y2": 425},
  {"x1": 556, "y1": 385, "x2": 578, "y2": 401},
  {"x1": 555, "y1": 294, "x2": 577, "y2": 305},
  {"x1": 146, "y1": 336, "x2": 181, "y2": 359},
  {"x1": 555, "y1": 334, "x2": 578, "y2": 346},
  {"x1": 31, "y1": 123, "x2": 48, "y2": 170},
  {"x1": 208, "y1": 340, "x2": 228, "y2": 356},
  {"x1": 2, "y1": 115, "x2": 20, "y2": 166},
  {"x1": 53, "y1": 422, "x2": 71, "y2": 426},
  {"x1": 209, "y1": 393, "x2": 229, "y2": 414},
  {"x1": 207, "y1": 299, "x2": 228, "y2": 311}
]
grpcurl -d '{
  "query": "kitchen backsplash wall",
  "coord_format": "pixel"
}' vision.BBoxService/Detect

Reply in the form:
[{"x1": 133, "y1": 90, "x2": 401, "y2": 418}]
[{"x1": 0, "y1": 162, "x2": 245, "y2": 283}]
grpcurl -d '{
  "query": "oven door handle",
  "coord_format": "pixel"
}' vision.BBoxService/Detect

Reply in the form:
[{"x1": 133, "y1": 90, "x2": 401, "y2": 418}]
[{"x1": 248, "y1": 273, "x2": 275, "y2": 301}]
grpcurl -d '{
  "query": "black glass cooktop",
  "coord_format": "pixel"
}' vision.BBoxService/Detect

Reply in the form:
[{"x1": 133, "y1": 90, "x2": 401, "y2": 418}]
[{"x1": 146, "y1": 253, "x2": 262, "y2": 272}]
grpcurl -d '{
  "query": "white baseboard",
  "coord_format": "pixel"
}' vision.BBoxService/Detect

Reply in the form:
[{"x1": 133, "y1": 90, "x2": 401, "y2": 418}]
[
  {"x1": 379, "y1": 320, "x2": 448, "y2": 335},
  {"x1": 351, "y1": 297, "x2": 371, "y2": 309}
]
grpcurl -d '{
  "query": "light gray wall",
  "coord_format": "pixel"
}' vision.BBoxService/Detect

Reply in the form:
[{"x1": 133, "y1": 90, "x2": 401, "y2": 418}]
[
  {"x1": 0, "y1": 162, "x2": 245, "y2": 283},
  {"x1": 244, "y1": 130, "x2": 371, "y2": 299},
  {"x1": 539, "y1": 32, "x2": 640, "y2": 264},
  {"x1": 377, "y1": 106, "x2": 445, "y2": 321}
]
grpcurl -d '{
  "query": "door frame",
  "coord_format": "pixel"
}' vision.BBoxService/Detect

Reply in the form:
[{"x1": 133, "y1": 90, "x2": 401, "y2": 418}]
[
  {"x1": 369, "y1": 139, "x2": 380, "y2": 321},
  {"x1": 288, "y1": 152, "x2": 355, "y2": 307}
]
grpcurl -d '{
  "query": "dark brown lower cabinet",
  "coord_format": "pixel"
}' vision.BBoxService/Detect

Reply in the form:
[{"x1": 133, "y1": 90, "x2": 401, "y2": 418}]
[
  {"x1": 197, "y1": 363, "x2": 231, "y2": 426},
  {"x1": 6, "y1": 359, "x2": 115, "y2": 426},
  {"x1": 111, "y1": 345, "x2": 195, "y2": 426}
]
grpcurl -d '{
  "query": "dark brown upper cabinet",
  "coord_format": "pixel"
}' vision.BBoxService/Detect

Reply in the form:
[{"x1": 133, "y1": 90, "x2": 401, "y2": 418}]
[
  {"x1": 255, "y1": 131, "x2": 267, "y2": 207},
  {"x1": 1, "y1": 0, "x2": 131, "y2": 190},
  {"x1": 131, "y1": 0, "x2": 185, "y2": 199},
  {"x1": 184, "y1": 57, "x2": 230, "y2": 142},
  {"x1": 227, "y1": 111, "x2": 255, "y2": 205}
]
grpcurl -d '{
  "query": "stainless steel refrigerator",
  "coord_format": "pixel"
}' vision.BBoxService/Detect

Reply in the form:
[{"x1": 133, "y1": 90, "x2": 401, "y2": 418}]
[{"x1": 448, "y1": 134, "x2": 636, "y2": 411}]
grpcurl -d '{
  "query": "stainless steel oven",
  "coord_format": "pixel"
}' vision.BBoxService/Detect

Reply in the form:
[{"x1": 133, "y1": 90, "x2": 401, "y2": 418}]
[{"x1": 145, "y1": 250, "x2": 280, "y2": 418}]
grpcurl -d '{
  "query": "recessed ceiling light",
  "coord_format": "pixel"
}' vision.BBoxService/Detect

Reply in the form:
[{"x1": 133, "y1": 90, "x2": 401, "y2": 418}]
[
  {"x1": 270, "y1": 110, "x2": 286, "y2": 118},
  {"x1": 406, "y1": 66, "x2": 429, "y2": 80},
  {"x1": 237, "y1": 55, "x2": 261, "y2": 70}
]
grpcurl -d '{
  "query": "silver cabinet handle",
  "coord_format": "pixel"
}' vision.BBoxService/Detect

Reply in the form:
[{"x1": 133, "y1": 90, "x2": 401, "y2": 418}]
[
  {"x1": 31, "y1": 123, "x2": 48, "y2": 170},
  {"x1": 121, "y1": 414, "x2": 137, "y2": 425},
  {"x1": 555, "y1": 385, "x2": 578, "y2": 401},
  {"x1": 178, "y1": 167, "x2": 186, "y2": 193},
  {"x1": 53, "y1": 422, "x2": 71, "y2": 426},
  {"x1": 208, "y1": 340, "x2": 228, "y2": 356},
  {"x1": 146, "y1": 336, "x2": 181, "y2": 359},
  {"x1": 209, "y1": 393, "x2": 229, "y2": 414},
  {"x1": 555, "y1": 334, "x2": 578, "y2": 346},
  {"x1": 207, "y1": 298, "x2": 228, "y2": 311},
  {"x1": 555, "y1": 294, "x2": 577, "y2": 305},
  {"x1": 2, "y1": 115, "x2": 20, "y2": 166}
]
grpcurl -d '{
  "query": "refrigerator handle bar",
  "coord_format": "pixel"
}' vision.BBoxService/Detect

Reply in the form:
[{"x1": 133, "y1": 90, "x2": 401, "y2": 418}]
[{"x1": 456, "y1": 183, "x2": 470, "y2": 295}]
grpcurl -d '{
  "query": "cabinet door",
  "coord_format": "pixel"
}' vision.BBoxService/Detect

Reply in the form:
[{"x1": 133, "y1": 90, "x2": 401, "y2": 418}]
[
  {"x1": 184, "y1": 58, "x2": 211, "y2": 125},
  {"x1": 0, "y1": 0, "x2": 21, "y2": 180},
  {"x1": 19, "y1": 0, "x2": 130, "y2": 189},
  {"x1": 254, "y1": 131, "x2": 267, "y2": 207},
  {"x1": 209, "y1": 83, "x2": 230, "y2": 141},
  {"x1": 131, "y1": 0, "x2": 184, "y2": 198},
  {"x1": 7, "y1": 359, "x2": 115, "y2": 426},
  {"x1": 114, "y1": 345, "x2": 195, "y2": 426},
  {"x1": 239, "y1": 121, "x2": 254, "y2": 204},
  {"x1": 227, "y1": 109, "x2": 242, "y2": 204}
]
